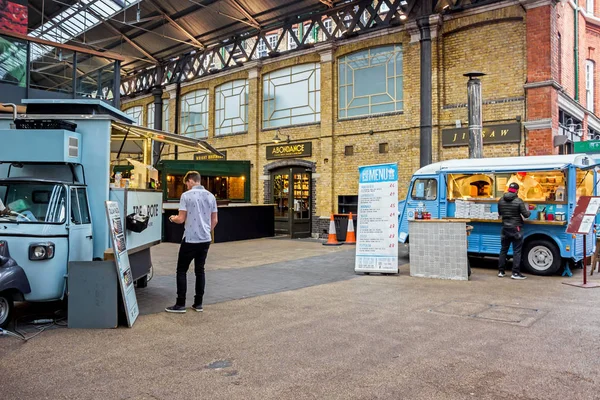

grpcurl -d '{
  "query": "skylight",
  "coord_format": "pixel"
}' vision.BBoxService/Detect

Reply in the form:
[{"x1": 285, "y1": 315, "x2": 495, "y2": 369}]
[{"x1": 29, "y1": 0, "x2": 138, "y2": 58}]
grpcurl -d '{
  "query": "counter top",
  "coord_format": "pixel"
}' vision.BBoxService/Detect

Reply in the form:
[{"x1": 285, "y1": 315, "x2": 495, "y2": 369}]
[{"x1": 410, "y1": 218, "x2": 567, "y2": 226}]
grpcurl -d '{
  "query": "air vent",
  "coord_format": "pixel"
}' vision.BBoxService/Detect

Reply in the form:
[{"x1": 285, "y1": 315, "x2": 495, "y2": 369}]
[{"x1": 68, "y1": 137, "x2": 79, "y2": 158}]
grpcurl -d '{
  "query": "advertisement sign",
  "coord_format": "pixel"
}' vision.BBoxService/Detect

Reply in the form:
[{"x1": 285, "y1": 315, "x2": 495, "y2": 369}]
[
  {"x1": 194, "y1": 150, "x2": 227, "y2": 160},
  {"x1": 355, "y1": 163, "x2": 399, "y2": 274},
  {"x1": 574, "y1": 141, "x2": 600, "y2": 154},
  {"x1": 567, "y1": 196, "x2": 600, "y2": 235},
  {"x1": 0, "y1": 1, "x2": 28, "y2": 34},
  {"x1": 441, "y1": 123, "x2": 521, "y2": 147},
  {"x1": 266, "y1": 142, "x2": 312, "y2": 160},
  {"x1": 125, "y1": 190, "x2": 162, "y2": 251},
  {"x1": 105, "y1": 201, "x2": 139, "y2": 327}
]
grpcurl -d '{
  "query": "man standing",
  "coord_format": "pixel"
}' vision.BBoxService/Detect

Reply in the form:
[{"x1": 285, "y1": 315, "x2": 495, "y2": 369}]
[
  {"x1": 498, "y1": 182, "x2": 531, "y2": 280},
  {"x1": 166, "y1": 171, "x2": 218, "y2": 313}
]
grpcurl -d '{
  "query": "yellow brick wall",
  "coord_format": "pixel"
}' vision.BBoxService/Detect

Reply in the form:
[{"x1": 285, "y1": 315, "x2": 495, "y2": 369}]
[{"x1": 121, "y1": 4, "x2": 528, "y2": 233}]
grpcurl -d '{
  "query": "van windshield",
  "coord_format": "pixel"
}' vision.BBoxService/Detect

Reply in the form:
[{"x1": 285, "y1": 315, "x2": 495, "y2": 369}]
[{"x1": 0, "y1": 182, "x2": 66, "y2": 224}]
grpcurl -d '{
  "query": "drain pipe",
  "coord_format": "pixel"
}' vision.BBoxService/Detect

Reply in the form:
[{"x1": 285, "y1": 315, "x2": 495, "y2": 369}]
[{"x1": 574, "y1": 2, "x2": 580, "y2": 102}]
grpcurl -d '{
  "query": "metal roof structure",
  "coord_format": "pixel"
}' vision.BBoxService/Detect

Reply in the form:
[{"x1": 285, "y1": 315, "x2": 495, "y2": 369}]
[{"x1": 23, "y1": 0, "x2": 501, "y2": 97}]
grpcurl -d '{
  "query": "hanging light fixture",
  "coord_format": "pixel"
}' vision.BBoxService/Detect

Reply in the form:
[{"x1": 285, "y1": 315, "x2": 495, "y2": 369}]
[
  {"x1": 272, "y1": 129, "x2": 282, "y2": 143},
  {"x1": 136, "y1": 2, "x2": 141, "y2": 22}
]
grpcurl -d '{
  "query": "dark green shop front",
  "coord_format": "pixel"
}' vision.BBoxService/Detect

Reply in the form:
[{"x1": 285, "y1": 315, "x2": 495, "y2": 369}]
[{"x1": 157, "y1": 160, "x2": 274, "y2": 243}]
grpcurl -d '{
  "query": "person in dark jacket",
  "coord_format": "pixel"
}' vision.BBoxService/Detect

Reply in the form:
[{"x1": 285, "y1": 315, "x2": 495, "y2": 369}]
[{"x1": 498, "y1": 182, "x2": 531, "y2": 279}]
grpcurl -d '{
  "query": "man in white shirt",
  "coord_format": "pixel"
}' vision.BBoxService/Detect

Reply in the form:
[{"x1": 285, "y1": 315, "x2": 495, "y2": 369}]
[
  {"x1": 506, "y1": 172, "x2": 542, "y2": 200},
  {"x1": 165, "y1": 171, "x2": 218, "y2": 313}
]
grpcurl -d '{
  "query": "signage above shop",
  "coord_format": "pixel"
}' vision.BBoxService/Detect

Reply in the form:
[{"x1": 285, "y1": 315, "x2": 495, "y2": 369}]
[
  {"x1": 266, "y1": 142, "x2": 312, "y2": 160},
  {"x1": 194, "y1": 151, "x2": 227, "y2": 160},
  {"x1": 441, "y1": 123, "x2": 521, "y2": 147},
  {"x1": 573, "y1": 141, "x2": 600, "y2": 154}
]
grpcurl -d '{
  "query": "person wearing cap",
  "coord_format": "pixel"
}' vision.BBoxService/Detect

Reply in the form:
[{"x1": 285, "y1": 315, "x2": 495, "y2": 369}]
[
  {"x1": 498, "y1": 182, "x2": 531, "y2": 280},
  {"x1": 506, "y1": 171, "x2": 541, "y2": 199}
]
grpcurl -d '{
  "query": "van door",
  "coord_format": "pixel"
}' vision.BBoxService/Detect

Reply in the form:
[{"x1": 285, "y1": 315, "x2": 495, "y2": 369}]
[
  {"x1": 398, "y1": 176, "x2": 439, "y2": 243},
  {"x1": 69, "y1": 187, "x2": 93, "y2": 261}
]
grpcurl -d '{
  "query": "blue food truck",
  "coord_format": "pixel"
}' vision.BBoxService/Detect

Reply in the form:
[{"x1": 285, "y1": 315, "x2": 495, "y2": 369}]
[
  {"x1": 398, "y1": 154, "x2": 599, "y2": 276},
  {"x1": 0, "y1": 100, "x2": 222, "y2": 327}
]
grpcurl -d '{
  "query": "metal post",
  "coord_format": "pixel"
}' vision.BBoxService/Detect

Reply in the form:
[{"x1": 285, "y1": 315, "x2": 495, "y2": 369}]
[
  {"x1": 25, "y1": 41, "x2": 31, "y2": 99},
  {"x1": 464, "y1": 72, "x2": 486, "y2": 159},
  {"x1": 113, "y1": 60, "x2": 121, "y2": 108},
  {"x1": 152, "y1": 87, "x2": 163, "y2": 165},
  {"x1": 418, "y1": 17, "x2": 432, "y2": 167},
  {"x1": 583, "y1": 234, "x2": 587, "y2": 285},
  {"x1": 72, "y1": 51, "x2": 78, "y2": 99}
]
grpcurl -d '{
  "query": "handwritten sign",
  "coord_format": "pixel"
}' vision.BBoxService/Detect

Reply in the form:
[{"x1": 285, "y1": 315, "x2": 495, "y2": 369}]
[
  {"x1": 566, "y1": 196, "x2": 600, "y2": 235},
  {"x1": 355, "y1": 163, "x2": 399, "y2": 274},
  {"x1": 441, "y1": 123, "x2": 521, "y2": 147}
]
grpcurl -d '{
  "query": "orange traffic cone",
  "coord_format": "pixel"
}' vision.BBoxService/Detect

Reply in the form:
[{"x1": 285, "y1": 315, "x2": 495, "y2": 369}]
[
  {"x1": 345, "y1": 212, "x2": 356, "y2": 244},
  {"x1": 323, "y1": 214, "x2": 343, "y2": 246}
]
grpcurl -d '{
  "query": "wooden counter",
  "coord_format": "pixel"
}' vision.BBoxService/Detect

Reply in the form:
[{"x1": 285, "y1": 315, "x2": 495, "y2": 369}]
[{"x1": 447, "y1": 218, "x2": 567, "y2": 226}]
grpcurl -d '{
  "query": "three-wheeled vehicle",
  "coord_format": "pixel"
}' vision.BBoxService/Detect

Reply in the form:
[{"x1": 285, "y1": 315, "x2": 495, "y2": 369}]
[
  {"x1": 398, "y1": 154, "x2": 599, "y2": 276},
  {"x1": 0, "y1": 100, "x2": 223, "y2": 327}
]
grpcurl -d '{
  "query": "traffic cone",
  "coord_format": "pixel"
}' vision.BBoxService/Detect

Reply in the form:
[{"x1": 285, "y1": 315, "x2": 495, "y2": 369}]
[
  {"x1": 323, "y1": 214, "x2": 342, "y2": 246},
  {"x1": 345, "y1": 212, "x2": 356, "y2": 245}
]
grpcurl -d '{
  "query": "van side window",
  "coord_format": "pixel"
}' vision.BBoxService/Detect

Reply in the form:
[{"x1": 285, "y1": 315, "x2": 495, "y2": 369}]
[
  {"x1": 411, "y1": 179, "x2": 437, "y2": 200},
  {"x1": 71, "y1": 188, "x2": 91, "y2": 225}
]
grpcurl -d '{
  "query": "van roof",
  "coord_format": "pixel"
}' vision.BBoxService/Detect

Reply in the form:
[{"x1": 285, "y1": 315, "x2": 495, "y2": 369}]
[{"x1": 414, "y1": 154, "x2": 599, "y2": 175}]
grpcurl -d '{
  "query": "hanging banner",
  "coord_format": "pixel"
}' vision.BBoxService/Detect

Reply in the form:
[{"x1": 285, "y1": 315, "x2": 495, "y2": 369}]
[
  {"x1": 105, "y1": 201, "x2": 139, "y2": 327},
  {"x1": 355, "y1": 163, "x2": 399, "y2": 274}
]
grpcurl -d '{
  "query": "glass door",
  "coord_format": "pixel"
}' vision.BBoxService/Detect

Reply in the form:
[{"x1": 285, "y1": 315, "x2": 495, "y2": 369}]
[
  {"x1": 271, "y1": 167, "x2": 312, "y2": 237},
  {"x1": 273, "y1": 170, "x2": 290, "y2": 235},
  {"x1": 291, "y1": 168, "x2": 311, "y2": 238}
]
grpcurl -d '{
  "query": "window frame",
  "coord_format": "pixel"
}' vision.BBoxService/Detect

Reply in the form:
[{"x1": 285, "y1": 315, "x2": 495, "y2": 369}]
[
  {"x1": 215, "y1": 79, "x2": 249, "y2": 136},
  {"x1": 180, "y1": 89, "x2": 209, "y2": 138},
  {"x1": 586, "y1": 59, "x2": 595, "y2": 113},
  {"x1": 338, "y1": 45, "x2": 404, "y2": 119},
  {"x1": 124, "y1": 105, "x2": 143, "y2": 126}
]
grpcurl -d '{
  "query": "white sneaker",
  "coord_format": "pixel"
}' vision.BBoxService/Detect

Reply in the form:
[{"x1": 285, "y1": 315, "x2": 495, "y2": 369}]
[
  {"x1": 498, "y1": 272, "x2": 506, "y2": 277},
  {"x1": 511, "y1": 274, "x2": 527, "y2": 280}
]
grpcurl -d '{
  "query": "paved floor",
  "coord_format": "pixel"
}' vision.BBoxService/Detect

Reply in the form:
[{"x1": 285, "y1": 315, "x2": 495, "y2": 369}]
[{"x1": 2, "y1": 238, "x2": 600, "y2": 400}]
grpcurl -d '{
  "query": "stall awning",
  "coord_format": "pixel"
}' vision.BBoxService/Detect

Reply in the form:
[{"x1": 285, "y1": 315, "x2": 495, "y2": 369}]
[{"x1": 110, "y1": 122, "x2": 224, "y2": 157}]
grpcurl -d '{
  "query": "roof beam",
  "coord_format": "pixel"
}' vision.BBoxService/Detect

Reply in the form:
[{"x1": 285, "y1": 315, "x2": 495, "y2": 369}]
[
  {"x1": 228, "y1": 0, "x2": 261, "y2": 29},
  {"x1": 188, "y1": 0, "x2": 260, "y2": 29},
  {"x1": 318, "y1": 0, "x2": 334, "y2": 7},
  {"x1": 146, "y1": 0, "x2": 205, "y2": 49}
]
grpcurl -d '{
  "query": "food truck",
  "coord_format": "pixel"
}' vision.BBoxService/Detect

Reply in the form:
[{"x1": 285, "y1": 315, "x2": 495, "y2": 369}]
[
  {"x1": 398, "y1": 154, "x2": 599, "y2": 276},
  {"x1": 0, "y1": 100, "x2": 223, "y2": 327}
]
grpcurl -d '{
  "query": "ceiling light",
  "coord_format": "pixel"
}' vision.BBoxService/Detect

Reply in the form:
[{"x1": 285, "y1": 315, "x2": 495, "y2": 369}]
[{"x1": 399, "y1": 13, "x2": 407, "y2": 20}]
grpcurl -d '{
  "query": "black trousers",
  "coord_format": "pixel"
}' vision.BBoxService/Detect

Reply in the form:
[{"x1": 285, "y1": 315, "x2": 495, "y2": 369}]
[
  {"x1": 498, "y1": 227, "x2": 523, "y2": 275},
  {"x1": 176, "y1": 241, "x2": 210, "y2": 306}
]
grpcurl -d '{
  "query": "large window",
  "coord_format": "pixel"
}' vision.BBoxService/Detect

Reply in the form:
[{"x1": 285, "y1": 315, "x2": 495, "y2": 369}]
[
  {"x1": 180, "y1": 89, "x2": 209, "y2": 138},
  {"x1": 263, "y1": 63, "x2": 321, "y2": 129},
  {"x1": 411, "y1": 179, "x2": 437, "y2": 201},
  {"x1": 587, "y1": 0, "x2": 594, "y2": 14},
  {"x1": 124, "y1": 105, "x2": 143, "y2": 125},
  {"x1": 147, "y1": 101, "x2": 170, "y2": 131},
  {"x1": 338, "y1": 45, "x2": 404, "y2": 119},
  {"x1": 587, "y1": 60, "x2": 595, "y2": 113},
  {"x1": 215, "y1": 79, "x2": 248, "y2": 135}
]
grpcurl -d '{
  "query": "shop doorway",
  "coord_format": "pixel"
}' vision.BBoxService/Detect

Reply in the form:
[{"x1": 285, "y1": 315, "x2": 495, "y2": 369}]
[{"x1": 272, "y1": 167, "x2": 311, "y2": 238}]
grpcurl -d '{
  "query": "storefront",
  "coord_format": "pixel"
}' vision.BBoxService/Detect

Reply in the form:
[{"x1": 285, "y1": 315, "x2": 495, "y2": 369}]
[
  {"x1": 265, "y1": 142, "x2": 315, "y2": 238},
  {"x1": 157, "y1": 159, "x2": 251, "y2": 204}
]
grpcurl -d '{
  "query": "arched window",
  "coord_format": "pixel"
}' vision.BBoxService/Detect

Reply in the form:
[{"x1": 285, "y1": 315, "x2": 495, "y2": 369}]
[
  {"x1": 147, "y1": 101, "x2": 170, "y2": 131},
  {"x1": 180, "y1": 89, "x2": 209, "y2": 138},
  {"x1": 262, "y1": 63, "x2": 321, "y2": 129},
  {"x1": 338, "y1": 45, "x2": 403, "y2": 119},
  {"x1": 215, "y1": 79, "x2": 248, "y2": 135}
]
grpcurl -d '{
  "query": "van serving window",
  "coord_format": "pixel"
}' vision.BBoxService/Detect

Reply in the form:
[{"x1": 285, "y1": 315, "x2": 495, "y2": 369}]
[{"x1": 411, "y1": 179, "x2": 437, "y2": 201}]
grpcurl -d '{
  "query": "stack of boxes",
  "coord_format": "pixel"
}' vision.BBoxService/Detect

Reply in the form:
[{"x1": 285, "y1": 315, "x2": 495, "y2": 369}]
[{"x1": 454, "y1": 200, "x2": 499, "y2": 220}]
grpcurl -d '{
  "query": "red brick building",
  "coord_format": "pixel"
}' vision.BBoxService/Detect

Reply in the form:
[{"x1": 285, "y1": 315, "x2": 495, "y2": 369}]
[{"x1": 526, "y1": 0, "x2": 600, "y2": 154}]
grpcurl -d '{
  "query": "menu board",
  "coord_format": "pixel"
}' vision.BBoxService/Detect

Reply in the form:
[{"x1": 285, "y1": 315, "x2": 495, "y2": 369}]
[
  {"x1": 105, "y1": 201, "x2": 139, "y2": 327},
  {"x1": 355, "y1": 163, "x2": 399, "y2": 274},
  {"x1": 566, "y1": 196, "x2": 600, "y2": 235}
]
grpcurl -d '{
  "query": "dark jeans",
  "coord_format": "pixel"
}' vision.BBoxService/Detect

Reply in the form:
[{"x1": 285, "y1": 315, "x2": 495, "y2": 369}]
[
  {"x1": 498, "y1": 226, "x2": 523, "y2": 275},
  {"x1": 176, "y1": 241, "x2": 210, "y2": 306}
]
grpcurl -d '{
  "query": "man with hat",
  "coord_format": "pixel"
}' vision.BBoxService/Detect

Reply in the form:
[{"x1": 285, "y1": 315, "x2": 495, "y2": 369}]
[
  {"x1": 498, "y1": 182, "x2": 531, "y2": 279},
  {"x1": 506, "y1": 171, "x2": 541, "y2": 199}
]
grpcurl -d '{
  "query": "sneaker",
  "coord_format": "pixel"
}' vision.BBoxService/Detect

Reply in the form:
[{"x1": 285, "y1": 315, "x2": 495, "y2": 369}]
[
  {"x1": 498, "y1": 271, "x2": 506, "y2": 277},
  {"x1": 165, "y1": 304, "x2": 186, "y2": 313},
  {"x1": 191, "y1": 304, "x2": 203, "y2": 312},
  {"x1": 511, "y1": 273, "x2": 527, "y2": 280}
]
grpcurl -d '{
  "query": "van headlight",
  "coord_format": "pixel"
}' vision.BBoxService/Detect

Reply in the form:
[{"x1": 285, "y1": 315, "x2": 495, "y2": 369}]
[{"x1": 29, "y1": 243, "x2": 55, "y2": 260}]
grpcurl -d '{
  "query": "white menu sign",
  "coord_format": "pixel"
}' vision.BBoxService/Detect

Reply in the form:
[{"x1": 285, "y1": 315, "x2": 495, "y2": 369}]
[
  {"x1": 105, "y1": 201, "x2": 139, "y2": 327},
  {"x1": 355, "y1": 163, "x2": 399, "y2": 274}
]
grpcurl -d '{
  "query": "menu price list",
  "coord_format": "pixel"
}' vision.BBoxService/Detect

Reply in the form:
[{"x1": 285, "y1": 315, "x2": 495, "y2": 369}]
[{"x1": 355, "y1": 163, "x2": 399, "y2": 274}]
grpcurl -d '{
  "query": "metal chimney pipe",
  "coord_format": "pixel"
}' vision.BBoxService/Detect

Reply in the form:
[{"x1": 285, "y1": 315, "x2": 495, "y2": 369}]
[{"x1": 464, "y1": 72, "x2": 486, "y2": 158}]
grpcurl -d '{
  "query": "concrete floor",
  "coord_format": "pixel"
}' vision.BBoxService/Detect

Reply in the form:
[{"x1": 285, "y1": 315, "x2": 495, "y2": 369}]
[{"x1": 2, "y1": 238, "x2": 600, "y2": 400}]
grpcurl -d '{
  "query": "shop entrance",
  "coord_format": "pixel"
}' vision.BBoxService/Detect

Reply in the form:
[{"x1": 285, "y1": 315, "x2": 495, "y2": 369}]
[{"x1": 272, "y1": 167, "x2": 311, "y2": 238}]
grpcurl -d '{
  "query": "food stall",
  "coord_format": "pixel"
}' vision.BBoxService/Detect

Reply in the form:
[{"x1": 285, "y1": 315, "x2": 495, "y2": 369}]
[
  {"x1": 398, "y1": 155, "x2": 599, "y2": 276},
  {"x1": 0, "y1": 99, "x2": 223, "y2": 327},
  {"x1": 157, "y1": 160, "x2": 275, "y2": 243}
]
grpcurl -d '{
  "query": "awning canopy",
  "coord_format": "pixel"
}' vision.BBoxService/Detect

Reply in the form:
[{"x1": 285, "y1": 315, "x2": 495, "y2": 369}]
[{"x1": 110, "y1": 121, "x2": 224, "y2": 157}]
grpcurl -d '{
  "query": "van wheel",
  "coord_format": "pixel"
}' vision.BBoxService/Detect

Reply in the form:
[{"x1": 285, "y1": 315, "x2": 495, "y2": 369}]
[
  {"x1": 523, "y1": 239, "x2": 561, "y2": 276},
  {"x1": 0, "y1": 292, "x2": 14, "y2": 328}
]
